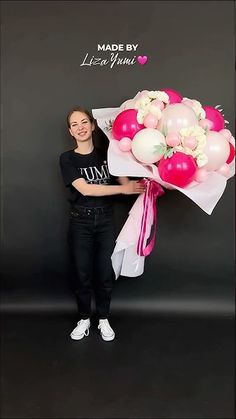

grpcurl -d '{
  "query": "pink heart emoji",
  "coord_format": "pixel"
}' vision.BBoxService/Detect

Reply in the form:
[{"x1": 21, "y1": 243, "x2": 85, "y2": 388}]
[{"x1": 137, "y1": 55, "x2": 148, "y2": 65}]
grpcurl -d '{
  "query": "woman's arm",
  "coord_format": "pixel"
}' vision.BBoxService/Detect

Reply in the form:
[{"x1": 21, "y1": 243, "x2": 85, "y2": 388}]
[
  {"x1": 72, "y1": 178, "x2": 145, "y2": 196},
  {"x1": 117, "y1": 176, "x2": 130, "y2": 185}
]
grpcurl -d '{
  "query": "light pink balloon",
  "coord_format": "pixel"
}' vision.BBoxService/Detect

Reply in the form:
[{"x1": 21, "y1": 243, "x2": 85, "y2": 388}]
[
  {"x1": 118, "y1": 137, "x2": 132, "y2": 152},
  {"x1": 151, "y1": 99, "x2": 165, "y2": 110},
  {"x1": 219, "y1": 129, "x2": 232, "y2": 141},
  {"x1": 159, "y1": 103, "x2": 198, "y2": 134},
  {"x1": 143, "y1": 113, "x2": 158, "y2": 128},
  {"x1": 194, "y1": 167, "x2": 208, "y2": 183},
  {"x1": 203, "y1": 131, "x2": 230, "y2": 171},
  {"x1": 165, "y1": 132, "x2": 181, "y2": 147},
  {"x1": 199, "y1": 118, "x2": 213, "y2": 130},
  {"x1": 183, "y1": 136, "x2": 197, "y2": 150},
  {"x1": 218, "y1": 163, "x2": 230, "y2": 177}
]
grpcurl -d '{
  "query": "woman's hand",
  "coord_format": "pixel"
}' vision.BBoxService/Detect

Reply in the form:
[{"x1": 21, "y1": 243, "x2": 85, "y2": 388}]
[{"x1": 122, "y1": 180, "x2": 146, "y2": 195}]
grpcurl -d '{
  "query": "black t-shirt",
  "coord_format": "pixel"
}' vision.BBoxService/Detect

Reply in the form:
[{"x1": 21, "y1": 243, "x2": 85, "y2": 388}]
[{"x1": 59, "y1": 147, "x2": 115, "y2": 208}]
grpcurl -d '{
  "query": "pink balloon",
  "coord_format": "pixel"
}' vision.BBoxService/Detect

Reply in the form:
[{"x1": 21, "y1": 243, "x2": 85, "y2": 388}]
[
  {"x1": 143, "y1": 113, "x2": 158, "y2": 128},
  {"x1": 112, "y1": 109, "x2": 144, "y2": 140},
  {"x1": 161, "y1": 88, "x2": 183, "y2": 104},
  {"x1": 118, "y1": 137, "x2": 132, "y2": 152},
  {"x1": 194, "y1": 167, "x2": 208, "y2": 183},
  {"x1": 158, "y1": 152, "x2": 197, "y2": 188},
  {"x1": 202, "y1": 106, "x2": 225, "y2": 131},
  {"x1": 183, "y1": 136, "x2": 197, "y2": 150},
  {"x1": 203, "y1": 131, "x2": 230, "y2": 171},
  {"x1": 151, "y1": 99, "x2": 165, "y2": 110},
  {"x1": 218, "y1": 163, "x2": 230, "y2": 177},
  {"x1": 199, "y1": 118, "x2": 213, "y2": 130},
  {"x1": 219, "y1": 129, "x2": 232, "y2": 140},
  {"x1": 159, "y1": 103, "x2": 198, "y2": 135},
  {"x1": 165, "y1": 132, "x2": 181, "y2": 147}
]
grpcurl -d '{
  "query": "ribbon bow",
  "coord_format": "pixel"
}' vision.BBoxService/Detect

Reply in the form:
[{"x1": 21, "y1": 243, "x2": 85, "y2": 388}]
[{"x1": 137, "y1": 178, "x2": 165, "y2": 257}]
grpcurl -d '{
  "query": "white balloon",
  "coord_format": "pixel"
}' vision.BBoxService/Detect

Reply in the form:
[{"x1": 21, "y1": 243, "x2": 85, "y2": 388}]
[
  {"x1": 159, "y1": 103, "x2": 198, "y2": 134},
  {"x1": 131, "y1": 128, "x2": 166, "y2": 164},
  {"x1": 203, "y1": 131, "x2": 230, "y2": 171}
]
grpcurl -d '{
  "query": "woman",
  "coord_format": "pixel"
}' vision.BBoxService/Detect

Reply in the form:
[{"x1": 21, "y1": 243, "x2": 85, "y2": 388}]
[{"x1": 59, "y1": 107, "x2": 145, "y2": 342}]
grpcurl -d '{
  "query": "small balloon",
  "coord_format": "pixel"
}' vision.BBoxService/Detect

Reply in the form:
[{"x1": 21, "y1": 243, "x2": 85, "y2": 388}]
[
  {"x1": 118, "y1": 137, "x2": 132, "y2": 152},
  {"x1": 199, "y1": 118, "x2": 213, "y2": 130},
  {"x1": 183, "y1": 136, "x2": 197, "y2": 150},
  {"x1": 165, "y1": 133, "x2": 181, "y2": 147},
  {"x1": 218, "y1": 163, "x2": 230, "y2": 177},
  {"x1": 194, "y1": 167, "x2": 208, "y2": 183},
  {"x1": 143, "y1": 113, "x2": 158, "y2": 128}
]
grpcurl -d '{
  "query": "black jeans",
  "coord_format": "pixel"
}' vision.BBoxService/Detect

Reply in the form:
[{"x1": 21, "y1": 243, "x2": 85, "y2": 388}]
[{"x1": 68, "y1": 206, "x2": 115, "y2": 320}]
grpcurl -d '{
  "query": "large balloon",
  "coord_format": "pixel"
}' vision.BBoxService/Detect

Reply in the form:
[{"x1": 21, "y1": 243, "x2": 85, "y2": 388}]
[
  {"x1": 112, "y1": 109, "x2": 144, "y2": 140},
  {"x1": 202, "y1": 106, "x2": 225, "y2": 131},
  {"x1": 131, "y1": 128, "x2": 166, "y2": 164},
  {"x1": 203, "y1": 131, "x2": 230, "y2": 171},
  {"x1": 158, "y1": 103, "x2": 198, "y2": 135},
  {"x1": 158, "y1": 152, "x2": 197, "y2": 187},
  {"x1": 161, "y1": 88, "x2": 183, "y2": 104}
]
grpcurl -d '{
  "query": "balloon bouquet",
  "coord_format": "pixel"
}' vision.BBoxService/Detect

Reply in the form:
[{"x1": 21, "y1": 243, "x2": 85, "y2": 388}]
[{"x1": 92, "y1": 89, "x2": 235, "y2": 278}]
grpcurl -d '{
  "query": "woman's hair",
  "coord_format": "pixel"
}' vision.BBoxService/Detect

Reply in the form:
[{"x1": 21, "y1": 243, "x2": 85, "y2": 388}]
[{"x1": 66, "y1": 106, "x2": 94, "y2": 128}]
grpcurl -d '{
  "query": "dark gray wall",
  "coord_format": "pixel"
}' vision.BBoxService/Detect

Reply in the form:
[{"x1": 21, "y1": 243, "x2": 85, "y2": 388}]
[{"x1": 1, "y1": 0, "x2": 235, "y2": 315}]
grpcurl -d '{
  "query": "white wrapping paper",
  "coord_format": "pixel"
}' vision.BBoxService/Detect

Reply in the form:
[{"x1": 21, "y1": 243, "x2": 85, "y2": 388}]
[{"x1": 92, "y1": 107, "x2": 235, "y2": 278}]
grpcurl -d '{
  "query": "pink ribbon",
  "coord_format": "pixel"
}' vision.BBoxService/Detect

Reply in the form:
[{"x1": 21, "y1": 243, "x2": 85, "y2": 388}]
[{"x1": 137, "y1": 178, "x2": 165, "y2": 257}]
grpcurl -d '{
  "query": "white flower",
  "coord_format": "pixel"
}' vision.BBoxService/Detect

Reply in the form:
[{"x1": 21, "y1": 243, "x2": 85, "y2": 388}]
[
  {"x1": 147, "y1": 90, "x2": 159, "y2": 99},
  {"x1": 137, "y1": 109, "x2": 146, "y2": 124},
  {"x1": 156, "y1": 91, "x2": 169, "y2": 104},
  {"x1": 191, "y1": 100, "x2": 205, "y2": 119},
  {"x1": 149, "y1": 105, "x2": 162, "y2": 119},
  {"x1": 196, "y1": 154, "x2": 208, "y2": 167}
]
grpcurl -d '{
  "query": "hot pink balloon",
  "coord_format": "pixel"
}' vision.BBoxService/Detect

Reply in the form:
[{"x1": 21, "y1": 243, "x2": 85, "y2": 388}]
[
  {"x1": 158, "y1": 152, "x2": 197, "y2": 188},
  {"x1": 226, "y1": 142, "x2": 235, "y2": 164},
  {"x1": 202, "y1": 106, "x2": 225, "y2": 131},
  {"x1": 143, "y1": 113, "x2": 158, "y2": 128},
  {"x1": 118, "y1": 137, "x2": 132, "y2": 152},
  {"x1": 161, "y1": 88, "x2": 183, "y2": 104},
  {"x1": 203, "y1": 131, "x2": 230, "y2": 171},
  {"x1": 112, "y1": 109, "x2": 144, "y2": 140},
  {"x1": 159, "y1": 103, "x2": 198, "y2": 135},
  {"x1": 194, "y1": 167, "x2": 208, "y2": 183}
]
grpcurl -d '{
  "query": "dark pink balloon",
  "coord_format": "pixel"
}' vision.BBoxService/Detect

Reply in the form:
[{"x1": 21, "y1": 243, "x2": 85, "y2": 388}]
[
  {"x1": 158, "y1": 152, "x2": 197, "y2": 187},
  {"x1": 112, "y1": 109, "x2": 144, "y2": 140},
  {"x1": 226, "y1": 142, "x2": 235, "y2": 164},
  {"x1": 202, "y1": 106, "x2": 225, "y2": 131},
  {"x1": 161, "y1": 88, "x2": 183, "y2": 104}
]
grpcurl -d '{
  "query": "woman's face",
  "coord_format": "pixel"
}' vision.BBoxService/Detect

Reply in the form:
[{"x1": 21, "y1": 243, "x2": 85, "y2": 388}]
[{"x1": 69, "y1": 111, "x2": 95, "y2": 143}]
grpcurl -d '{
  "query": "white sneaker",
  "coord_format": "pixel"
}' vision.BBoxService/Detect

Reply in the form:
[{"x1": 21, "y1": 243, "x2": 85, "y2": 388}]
[
  {"x1": 98, "y1": 319, "x2": 115, "y2": 341},
  {"x1": 70, "y1": 319, "x2": 90, "y2": 340}
]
